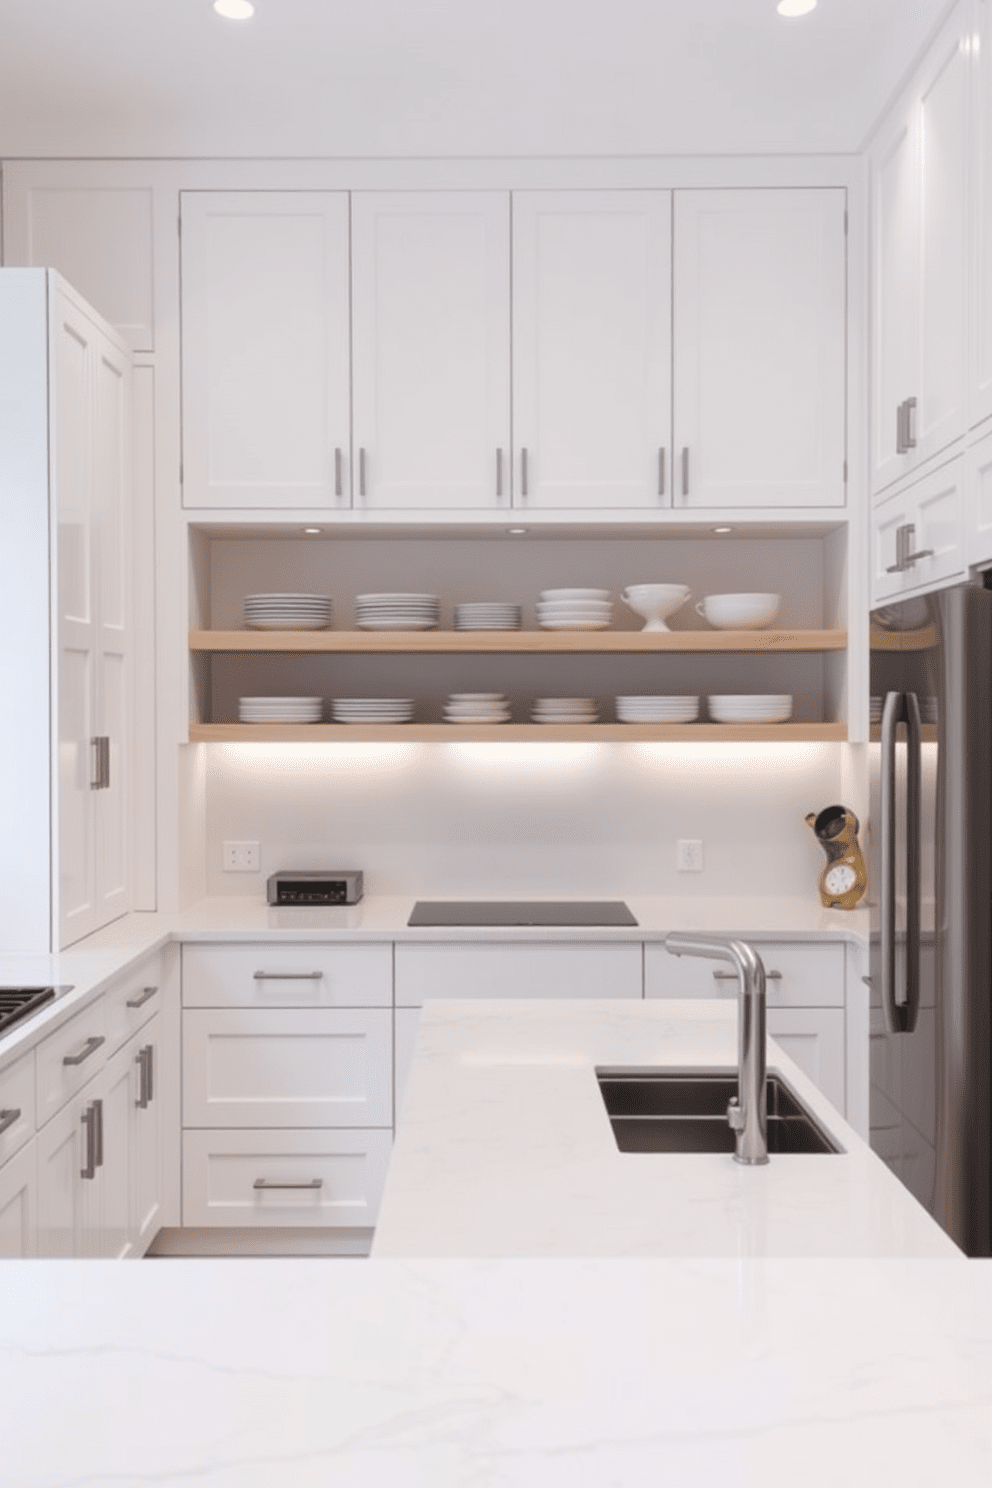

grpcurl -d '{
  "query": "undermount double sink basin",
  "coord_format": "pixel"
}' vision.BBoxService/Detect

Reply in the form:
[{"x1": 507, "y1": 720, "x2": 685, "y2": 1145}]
[{"x1": 596, "y1": 1069, "x2": 842, "y2": 1155}]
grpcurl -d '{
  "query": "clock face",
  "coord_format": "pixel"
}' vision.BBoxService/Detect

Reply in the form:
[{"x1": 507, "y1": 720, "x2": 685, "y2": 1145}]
[{"x1": 824, "y1": 863, "x2": 858, "y2": 896}]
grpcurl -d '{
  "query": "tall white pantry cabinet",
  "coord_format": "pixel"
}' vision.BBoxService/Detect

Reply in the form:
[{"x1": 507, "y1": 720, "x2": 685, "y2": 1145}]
[{"x1": 0, "y1": 270, "x2": 133, "y2": 953}]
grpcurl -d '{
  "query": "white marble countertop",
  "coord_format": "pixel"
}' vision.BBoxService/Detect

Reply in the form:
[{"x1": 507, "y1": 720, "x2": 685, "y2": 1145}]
[
  {"x1": 0, "y1": 1256, "x2": 989, "y2": 1487},
  {"x1": 373, "y1": 998, "x2": 958, "y2": 1259}
]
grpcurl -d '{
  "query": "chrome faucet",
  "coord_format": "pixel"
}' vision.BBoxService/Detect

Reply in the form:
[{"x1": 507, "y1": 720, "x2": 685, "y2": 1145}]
[{"x1": 664, "y1": 934, "x2": 769, "y2": 1165}]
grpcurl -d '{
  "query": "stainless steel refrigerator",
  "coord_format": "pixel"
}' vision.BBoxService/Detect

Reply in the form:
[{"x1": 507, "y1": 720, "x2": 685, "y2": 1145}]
[{"x1": 869, "y1": 583, "x2": 992, "y2": 1256}]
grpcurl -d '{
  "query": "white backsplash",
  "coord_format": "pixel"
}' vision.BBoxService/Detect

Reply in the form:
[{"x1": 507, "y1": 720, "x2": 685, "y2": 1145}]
[{"x1": 203, "y1": 740, "x2": 847, "y2": 899}]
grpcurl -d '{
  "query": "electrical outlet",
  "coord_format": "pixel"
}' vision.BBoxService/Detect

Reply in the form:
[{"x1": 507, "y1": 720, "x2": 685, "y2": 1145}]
[
  {"x1": 223, "y1": 841, "x2": 260, "y2": 872},
  {"x1": 677, "y1": 839, "x2": 704, "y2": 872}
]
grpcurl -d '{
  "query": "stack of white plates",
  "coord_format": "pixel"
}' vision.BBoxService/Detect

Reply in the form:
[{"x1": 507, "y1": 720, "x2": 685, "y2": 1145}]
[
  {"x1": 536, "y1": 588, "x2": 612, "y2": 631},
  {"x1": 707, "y1": 694, "x2": 793, "y2": 724},
  {"x1": 355, "y1": 594, "x2": 439, "y2": 630},
  {"x1": 244, "y1": 593, "x2": 333, "y2": 631},
  {"x1": 615, "y1": 695, "x2": 700, "y2": 724},
  {"x1": 532, "y1": 696, "x2": 598, "y2": 724},
  {"x1": 331, "y1": 697, "x2": 415, "y2": 724},
  {"x1": 239, "y1": 696, "x2": 323, "y2": 723},
  {"x1": 444, "y1": 693, "x2": 511, "y2": 724},
  {"x1": 870, "y1": 695, "x2": 883, "y2": 724},
  {"x1": 453, "y1": 603, "x2": 522, "y2": 631}
]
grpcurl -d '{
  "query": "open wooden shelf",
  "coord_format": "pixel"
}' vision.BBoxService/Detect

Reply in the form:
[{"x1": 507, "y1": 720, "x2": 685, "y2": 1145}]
[
  {"x1": 869, "y1": 623, "x2": 938, "y2": 652},
  {"x1": 190, "y1": 722, "x2": 848, "y2": 744},
  {"x1": 190, "y1": 627, "x2": 847, "y2": 654}
]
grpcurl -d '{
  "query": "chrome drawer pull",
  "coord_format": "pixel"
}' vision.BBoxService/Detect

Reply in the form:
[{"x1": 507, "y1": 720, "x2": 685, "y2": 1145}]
[
  {"x1": 253, "y1": 1178, "x2": 323, "y2": 1191},
  {"x1": 80, "y1": 1104, "x2": 97, "y2": 1180},
  {"x1": 252, "y1": 971, "x2": 323, "y2": 981},
  {"x1": 126, "y1": 985, "x2": 158, "y2": 1009},
  {"x1": 713, "y1": 969, "x2": 782, "y2": 981},
  {"x1": 0, "y1": 1108, "x2": 21, "y2": 1137},
  {"x1": 135, "y1": 1045, "x2": 154, "y2": 1110},
  {"x1": 62, "y1": 1035, "x2": 105, "y2": 1067}
]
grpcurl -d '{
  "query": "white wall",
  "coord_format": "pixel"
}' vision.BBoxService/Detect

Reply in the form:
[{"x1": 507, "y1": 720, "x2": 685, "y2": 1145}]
[{"x1": 204, "y1": 740, "x2": 845, "y2": 899}]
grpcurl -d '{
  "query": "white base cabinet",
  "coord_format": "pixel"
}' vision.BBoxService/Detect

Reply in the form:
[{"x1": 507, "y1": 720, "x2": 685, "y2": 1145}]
[{"x1": 0, "y1": 1146, "x2": 37, "y2": 1259}]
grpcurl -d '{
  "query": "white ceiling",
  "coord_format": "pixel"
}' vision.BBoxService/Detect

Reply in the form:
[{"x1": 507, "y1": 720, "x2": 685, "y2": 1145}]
[{"x1": 0, "y1": 0, "x2": 955, "y2": 159}]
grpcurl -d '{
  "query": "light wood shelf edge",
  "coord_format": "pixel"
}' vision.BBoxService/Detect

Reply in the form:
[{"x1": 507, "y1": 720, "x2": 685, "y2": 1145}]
[
  {"x1": 189, "y1": 722, "x2": 849, "y2": 743},
  {"x1": 189, "y1": 627, "x2": 848, "y2": 654},
  {"x1": 869, "y1": 623, "x2": 938, "y2": 652}
]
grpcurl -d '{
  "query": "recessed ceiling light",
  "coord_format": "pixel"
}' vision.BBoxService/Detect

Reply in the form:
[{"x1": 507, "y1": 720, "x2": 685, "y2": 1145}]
[
  {"x1": 509, "y1": 527, "x2": 528, "y2": 535},
  {"x1": 713, "y1": 526, "x2": 733, "y2": 535},
  {"x1": 303, "y1": 526, "x2": 322, "y2": 535},
  {"x1": 776, "y1": 0, "x2": 817, "y2": 15},
  {"x1": 214, "y1": 0, "x2": 254, "y2": 19}
]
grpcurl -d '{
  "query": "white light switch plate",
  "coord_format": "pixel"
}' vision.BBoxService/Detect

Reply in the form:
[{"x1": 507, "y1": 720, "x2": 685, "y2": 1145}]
[
  {"x1": 223, "y1": 841, "x2": 260, "y2": 872},
  {"x1": 677, "y1": 839, "x2": 704, "y2": 872}
]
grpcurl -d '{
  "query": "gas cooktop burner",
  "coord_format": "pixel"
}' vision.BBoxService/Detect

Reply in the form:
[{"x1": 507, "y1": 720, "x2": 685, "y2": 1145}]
[{"x1": 0, "y1": 986, "x2": 57, "y2": 1038}]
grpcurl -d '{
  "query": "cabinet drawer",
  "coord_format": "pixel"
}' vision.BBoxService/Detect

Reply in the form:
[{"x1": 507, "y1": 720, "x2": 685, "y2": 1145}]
[
  {"x1": 644, "y1": 941, "x2": 844, "y2": 1008},
  {"x1": 101, "y1": 949, "x2": 168, "y2": 1053},
  {"x1": 182, "y1": 943, "x2": 392, "y2": 1008},
  {"x1": 395, "y1": 941, "x2": 642, "y2": 1006},
  {"x1": 35, "y1": 1000, "x2": 109, "y2": 1125},
  {"x1": 182, "y1": 1128, "x2": 392, "y2": 1228},
  {"x1": 182, "y1": 1008, "x2": 392, "y2": 1128},
  {"x1": 0, "y1": 1051, "x2": 36, "y2": 1166}
]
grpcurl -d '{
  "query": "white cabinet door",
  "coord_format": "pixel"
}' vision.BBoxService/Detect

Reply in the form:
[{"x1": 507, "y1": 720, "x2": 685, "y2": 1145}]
[
  {"x1": 673, "y1": 188, "x2": 846, "y2": 510},
  {"x1": 351, "y1": 191, "x2": 510, "y2": 511},
  {"x1": 180, "y1": 192, "x2": 351, "y2": 510},
  {"x1": 182, "y1": 942, "x2": 392, "y2": 1009},
  {"x1": 871, "y1": 455, "x2": 965, "y2": 604},
  {"x1": 35, "y1": 1088, "x2": 100, "y2": 1257},
  {"x1": 872, "y1": 111, "x2": 920, "y2": 493},
  {"x1": 130, "y1": 1018, "x2": 163, "y2": 1254},
  {"x1": 972, "y1": 0, "x2": 992, "y2": 431},
  {"x1": 966, "y1": 425, "x2": 992, "y2": 568},
  {"x1": 394, "y1": 941, "x2": 643, "y2": 1005},
  {"x1": 0, "y1": 1145, "x2": 36, "y2": 1258},
  {"x1": 767, "y1": 1008, "x2": 846, "y2": 1116},
  {"x1": 644, "y1": 940, "x2": 845, "y2": 1008},
  {"x1": 97, "y1": 1039, "x2": 134, "y2": 1259},
  {"x1": 511, "y1": 190, "x2": 671, "y2": 510}
]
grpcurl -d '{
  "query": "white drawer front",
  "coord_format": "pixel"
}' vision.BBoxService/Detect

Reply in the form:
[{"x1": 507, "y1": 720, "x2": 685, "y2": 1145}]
[
  {"x1": 182, "y1": 1128, "x2": 392, "y2": 1228},
  {"x1": 395, "y1": 941, "x2": 642, "y2": 1006},
  {"x1": 0, "y1": 1051, "x2": 36, "y2": 1166},
  {"x1": 183, "y1": 1008, "x2": 392, "y2": 1128},
  {"x1": 644, "y1": 941, "x2": 844, "y2": 1008},
  {"x1": 35, "y1": 1001, "x2": 109, "y2": 1125},
  {"x1": 0, "y1": 1143, "x2": 37, "y2": 1258},
  {"x1": 768, "y1": 1007, "x2": 846, "y2": 1114},
  {"x1": 183, "y1": 943, "x2": 392, "y2": 1008},
  {"x1": 102, "y1": 949, "x2": 168, "y2": 1053}
]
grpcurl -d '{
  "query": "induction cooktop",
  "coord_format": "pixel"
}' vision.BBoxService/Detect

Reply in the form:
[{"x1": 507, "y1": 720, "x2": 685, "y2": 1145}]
[{"x1": 407, "y1": 900, "x2": 638, "y2": 927}]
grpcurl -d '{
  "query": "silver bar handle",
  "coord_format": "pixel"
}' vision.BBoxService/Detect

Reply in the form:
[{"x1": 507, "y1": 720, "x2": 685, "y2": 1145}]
[
  {"x1": 880, "y1": 690, "x2": 903, "y2": 1033},
  {"x1": 896, "y1": 399, "x2": 907, "y2": 455},
  {"x1": 252, "y1": 971, "x2": 323, "y2": 981},
  {"x1": 90, "y1": 738, "x2": 102, "y2": 790},
  {"x1": 334, "y1": 447, "x2": 343, "y2": 499},
  {"x1": 102, "y1": 736, "x2": 110, "y2": 789},
  {"x1": 62, "y1": 1034, "x2": 105, "y2": 1067},
  {"x1": 253, "y1": 1178, "x2": 323, "y2": 1191},
  {"x1": 713, "y1": 969, "x2": 781, "y2": 980},
  {"x1": 905, "y1": 395, "x2": 917, "y2": 450},
  {"x1": 136, "y1": 1045, "x2": 154, "y2": 1109},
  {"x1": 80, "y1": 1104, "x2": 97, "y2": 1181},
  {"x1": 126, "y1": 985, "x2": 158, "y2": 1009},
  {"x1": 359, "y1": 447, "x2": 367, "y2": 498},
  {"x1": 94, "y1": 1097, "x2": 103, "y2": 1169},
  {"x1": 520, "y1": 447, "x2": 528, "y2": 499},
  {"x1": 903, "y1": 690, "x2": 922, "y2": 1033},
  {"x1": 681, "y1": 446, "x2": 689, "y2": 498},
  {"x1": 658, "y1": 447, "x2": 666, "y2": 498},
  {"x1": 0, "y1": 1108, "x2": 21, "y2": 1137},
  {"x1": 496, "y1": 447, "x2": 503, "y2": 499}
]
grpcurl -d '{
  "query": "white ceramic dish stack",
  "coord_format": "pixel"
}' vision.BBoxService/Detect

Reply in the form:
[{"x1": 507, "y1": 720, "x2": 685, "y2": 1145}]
[
  {"x1": 355, "y1": 594, "x2": 440, "y2": 630},
  {"x1": 443, "y1": 693, "x2": 511, "y2": 724},
  {"x1": 615, "y1": 695, "x2": 700, "y2": 724},
  {"x1": 706, "y1": 694, "x2": 793, "y2": 724},
  {"x1": 244, "y1": 593, "x2": 333, "y2": 630},
  {"x1": 536, "y1": 589, "x2": 612, "y2": 631},
  {"x1": 238, "y1": 696, "x2": 324, "y2": 723},
  {"x1": 453, "y1": 603, "x2": 522, "y2": 631},
  {"x1": 532, "y1": 696, "x2": 599, "y2": 724},
  {"x1": 331, "y1": 697, "x2": 415, "y2": 723}
]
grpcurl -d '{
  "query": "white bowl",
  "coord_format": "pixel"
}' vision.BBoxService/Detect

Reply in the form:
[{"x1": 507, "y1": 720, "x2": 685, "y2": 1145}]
[
  {"x1": 707, "y1": 694, "x2": 792, "y2": 724},
  {"x1": 695, "y1": 593, "x2": 781, "y2": 630},
  {"x1": 620, "y1": 583, "x2": 691, "y2": 632}
]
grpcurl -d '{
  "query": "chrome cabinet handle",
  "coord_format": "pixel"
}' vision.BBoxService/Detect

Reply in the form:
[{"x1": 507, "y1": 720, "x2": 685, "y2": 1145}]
[
  {"x1": 80, "y1": 1104, "x2": 97, "y2": 1180},
  {"x1": 359, "y1": 447, "x2": 367, "y2": 498},
  {"x1": 252, "y1": 971, "x2": 323, "y2": 981},
  {"x1": 334, "y1": 447, "x2": 343, "y2": 499},
  {"x1": 713, "y1": 969, "x2": 782, "y2": 980},
  {"x1": 681, "y1": 446, "x2": 689, "y2": 497},
  {"x1": 896, "y1": 400, "x2": 906, "y2": 455},
  {"x1": 93, "y1": 1097, "x2": 103, "y2": 1169},
  {"x1": 658, "y1": 447, "x2": 666, "y2": 498},
  {"x1": 0, "y1": 1108, "x2": 21, "y2": 1137},
  {"x1": 136, "y1": 1045, "x2": 154, "y2": 1109},
  {"x1": 126, "y1": 985, "x2": 158, "y2": 1009},
  {"x1": 904, "y1": 395, "x2": 917, "y2": 450},
  {"x1": 520, "y1": 447, "x2": 529, "y2": 499},
  {"x1": 887, "y1": 522, "x2": 934, "y2": 574},
  {"x1": 90, "y1": 737, "x2": 102, "y2": 790},
  {"x1": 62, "y1": 1035, "x2": 105, "y2": 1067},
  {"x1": 496, "y1": 447, "x2": 503, "y2": 499},
  {"x1": 253, "y1": 1178, "x2": 323, "y2": 1191}
]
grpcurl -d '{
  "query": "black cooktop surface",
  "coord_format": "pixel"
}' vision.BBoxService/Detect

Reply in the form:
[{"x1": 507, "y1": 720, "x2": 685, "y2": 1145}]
[{"x1": 408, "y1": 900, "x2": 638, "y2": 927}]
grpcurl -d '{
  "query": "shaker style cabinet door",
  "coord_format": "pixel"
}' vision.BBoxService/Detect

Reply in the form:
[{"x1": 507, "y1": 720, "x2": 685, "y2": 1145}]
[
  {"x1": 871, "y1": 456, "x2": 965, "y2": 605},
  {"x1": 672, "y1": 188, "x2": 846, "y2": 510},
  {"x1": 972, "y1": 0, "x2": 992, "y2": 432},
  {"x1": 180, "y1": 192, "x2": 351, "y2": 509},
  {"x1": 511, "y1": 190, "x2": 672, "y2": 510},
  {"x1": 351, "y1": 191, "x2": 511, "y2": 510}
]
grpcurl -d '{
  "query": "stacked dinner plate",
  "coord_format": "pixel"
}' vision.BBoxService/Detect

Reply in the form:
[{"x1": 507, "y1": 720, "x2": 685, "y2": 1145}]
[
  {"x1": 532, "y1": 696, "x2": 598, "y2": 724},
  {"x1": 706, "y1": 694, "x2": 793, "y2": 725},
  {"x1": 331, "y1": 697, "x2": 415, "y2": 724},
  {"x1": 443, "y1": 693, "x2": 511, "y2": 724},
  {"x1": 453, "y1": 602, "x2": 522, "y2": 631},
  {"x1": 238, "y1": 696, "x2": 324, "y2": 724},
  {"x1": 615, "y1": 695, "x2": 700, "y2": 725},
  {"x1": 244, "y1": 593, "x2": 333, "y2": 630},
  {"x1": 355, "y1": 593, "x2": 440, "y2": 630},
  {"x1": 535, "y1": 588, "x2": 612, "y2": 631}
]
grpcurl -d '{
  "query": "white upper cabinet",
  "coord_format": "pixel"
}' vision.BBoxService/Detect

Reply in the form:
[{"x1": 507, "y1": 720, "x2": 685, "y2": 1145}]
[
  {"x1": 351, "y1": 191, "x2": 511, "y2": 511},
  {"x1": 180, "y1": 192, "x2": 351, "y2": 509},
  {"x1": 672, "y1": 188, "x2": 847, "y2": 510},
  {"x1": 870, "y1": 10, "x2": 970, "y2": 494},
  {"x1": 972, "y1": 0, "x2": 992, "y2": 431},
  {"x1": 511, "y1": 190, "x2": 671, "y2": 510}
]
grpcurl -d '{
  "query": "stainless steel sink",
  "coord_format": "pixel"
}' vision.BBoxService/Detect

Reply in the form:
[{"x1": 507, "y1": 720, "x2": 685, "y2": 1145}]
[{"x1": 596, "y1": 1068, "x2": 843, "y2": 1155}]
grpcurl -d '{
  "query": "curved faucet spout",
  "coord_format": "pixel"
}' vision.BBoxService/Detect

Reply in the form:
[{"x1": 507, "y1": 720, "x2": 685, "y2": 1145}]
[{"x1": 664, "y1": 933, "x2": 769, "y2": 1165}]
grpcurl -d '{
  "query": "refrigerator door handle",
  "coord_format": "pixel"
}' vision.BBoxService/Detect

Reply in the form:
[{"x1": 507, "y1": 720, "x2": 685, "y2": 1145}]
[
  {"x1": 903, "y1": 690, "x2": 923, "y2": 1033},
  {"x1": 881, "y1": 690, "x2": 907, "y2": 1034}
]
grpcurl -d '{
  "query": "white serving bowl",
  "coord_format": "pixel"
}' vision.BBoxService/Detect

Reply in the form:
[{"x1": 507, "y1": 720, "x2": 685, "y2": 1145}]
[
  {"x1": 620, "y1": 583, "x2": 691, "y2": 632},
  {"x1": 695, "y1": 592, "x2": 781, "y2": 630},
  {"x1": 707, "y1": 693, "x2": 792, "y2": 724}
]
